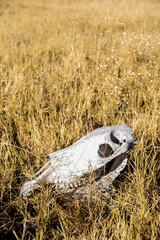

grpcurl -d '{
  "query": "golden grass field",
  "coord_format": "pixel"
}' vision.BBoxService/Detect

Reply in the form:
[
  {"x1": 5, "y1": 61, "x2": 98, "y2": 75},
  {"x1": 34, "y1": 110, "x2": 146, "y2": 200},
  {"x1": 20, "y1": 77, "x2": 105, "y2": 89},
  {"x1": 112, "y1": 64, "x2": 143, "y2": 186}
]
[{"x1": 0, "y1": 0, "x2": 160, "y2": 239}]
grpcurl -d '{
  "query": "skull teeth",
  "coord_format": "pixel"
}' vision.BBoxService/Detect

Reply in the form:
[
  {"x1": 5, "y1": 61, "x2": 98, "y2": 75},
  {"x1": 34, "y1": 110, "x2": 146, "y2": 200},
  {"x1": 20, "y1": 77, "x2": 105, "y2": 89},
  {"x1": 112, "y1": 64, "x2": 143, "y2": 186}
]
[{"x1": 68, "y1": 178, "x2": 89, "y2": 189}]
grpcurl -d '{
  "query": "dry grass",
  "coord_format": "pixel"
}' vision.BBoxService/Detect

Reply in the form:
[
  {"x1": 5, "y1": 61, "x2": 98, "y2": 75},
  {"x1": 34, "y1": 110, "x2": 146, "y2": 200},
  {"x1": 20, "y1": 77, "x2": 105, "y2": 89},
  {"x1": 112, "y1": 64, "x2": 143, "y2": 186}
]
[{"x1": 0, "y1": 0, "x2": 160, "y2": 239}]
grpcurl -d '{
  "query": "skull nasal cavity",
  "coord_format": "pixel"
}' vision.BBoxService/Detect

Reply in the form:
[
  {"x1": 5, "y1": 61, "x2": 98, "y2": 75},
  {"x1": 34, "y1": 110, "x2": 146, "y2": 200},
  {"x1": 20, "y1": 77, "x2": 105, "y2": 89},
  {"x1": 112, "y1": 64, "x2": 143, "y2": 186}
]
[{"x1": 98, "y1": 144, "x2": 114, "y2": 158}]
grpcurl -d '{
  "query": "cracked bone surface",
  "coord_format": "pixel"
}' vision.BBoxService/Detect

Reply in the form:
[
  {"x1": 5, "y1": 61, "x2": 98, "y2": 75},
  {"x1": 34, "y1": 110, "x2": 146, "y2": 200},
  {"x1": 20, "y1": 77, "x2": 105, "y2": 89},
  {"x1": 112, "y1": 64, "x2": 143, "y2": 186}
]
[{"x1": 20, "y1": 125, "x2": 137, "y2": 199}]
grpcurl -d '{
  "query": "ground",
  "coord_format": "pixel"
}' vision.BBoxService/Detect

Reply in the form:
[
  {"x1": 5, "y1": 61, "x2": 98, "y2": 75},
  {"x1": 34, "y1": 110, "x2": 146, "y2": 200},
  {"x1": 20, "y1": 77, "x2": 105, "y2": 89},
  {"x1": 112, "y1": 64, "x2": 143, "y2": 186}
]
[{"x1": 0, "y1": 0, "x2": 160, "y2": 239}]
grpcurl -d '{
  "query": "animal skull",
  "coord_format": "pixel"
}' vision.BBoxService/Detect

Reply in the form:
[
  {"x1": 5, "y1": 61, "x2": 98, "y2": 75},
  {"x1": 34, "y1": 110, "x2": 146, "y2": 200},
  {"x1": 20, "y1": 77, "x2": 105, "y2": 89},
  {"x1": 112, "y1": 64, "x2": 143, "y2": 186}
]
[{"x1": 20, "y1": 125, "x2": 137, "y2": 198}]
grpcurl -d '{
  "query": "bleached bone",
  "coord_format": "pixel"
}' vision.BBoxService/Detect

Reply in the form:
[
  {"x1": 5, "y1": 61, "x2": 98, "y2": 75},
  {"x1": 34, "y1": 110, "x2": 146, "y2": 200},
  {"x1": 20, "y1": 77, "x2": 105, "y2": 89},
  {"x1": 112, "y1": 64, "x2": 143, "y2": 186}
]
[{"x1": 20, "y1": 125, "x2": 137, "y2": 199}]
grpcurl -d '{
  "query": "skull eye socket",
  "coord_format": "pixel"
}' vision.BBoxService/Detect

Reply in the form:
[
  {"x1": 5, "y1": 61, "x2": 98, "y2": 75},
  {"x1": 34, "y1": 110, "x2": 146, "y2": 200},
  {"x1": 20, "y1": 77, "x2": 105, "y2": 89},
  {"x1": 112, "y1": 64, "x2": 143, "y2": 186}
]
[
  {"x1": 110, "y1": 132, "x2": 127, "y2": 145},
  {"x1": 98, "y1": 144, "x2": 114, "y2": 158},
  {"x1": 110, "y1": 132, "x2": 121, "y2": 145}
]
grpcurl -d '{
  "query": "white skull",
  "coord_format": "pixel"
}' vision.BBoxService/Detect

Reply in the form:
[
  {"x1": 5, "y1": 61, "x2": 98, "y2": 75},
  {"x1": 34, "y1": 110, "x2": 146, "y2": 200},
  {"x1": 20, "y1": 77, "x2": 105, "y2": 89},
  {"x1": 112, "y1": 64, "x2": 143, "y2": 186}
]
[{"x1": 20, "y1": 125, "x2": 137, "y2": 198}]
